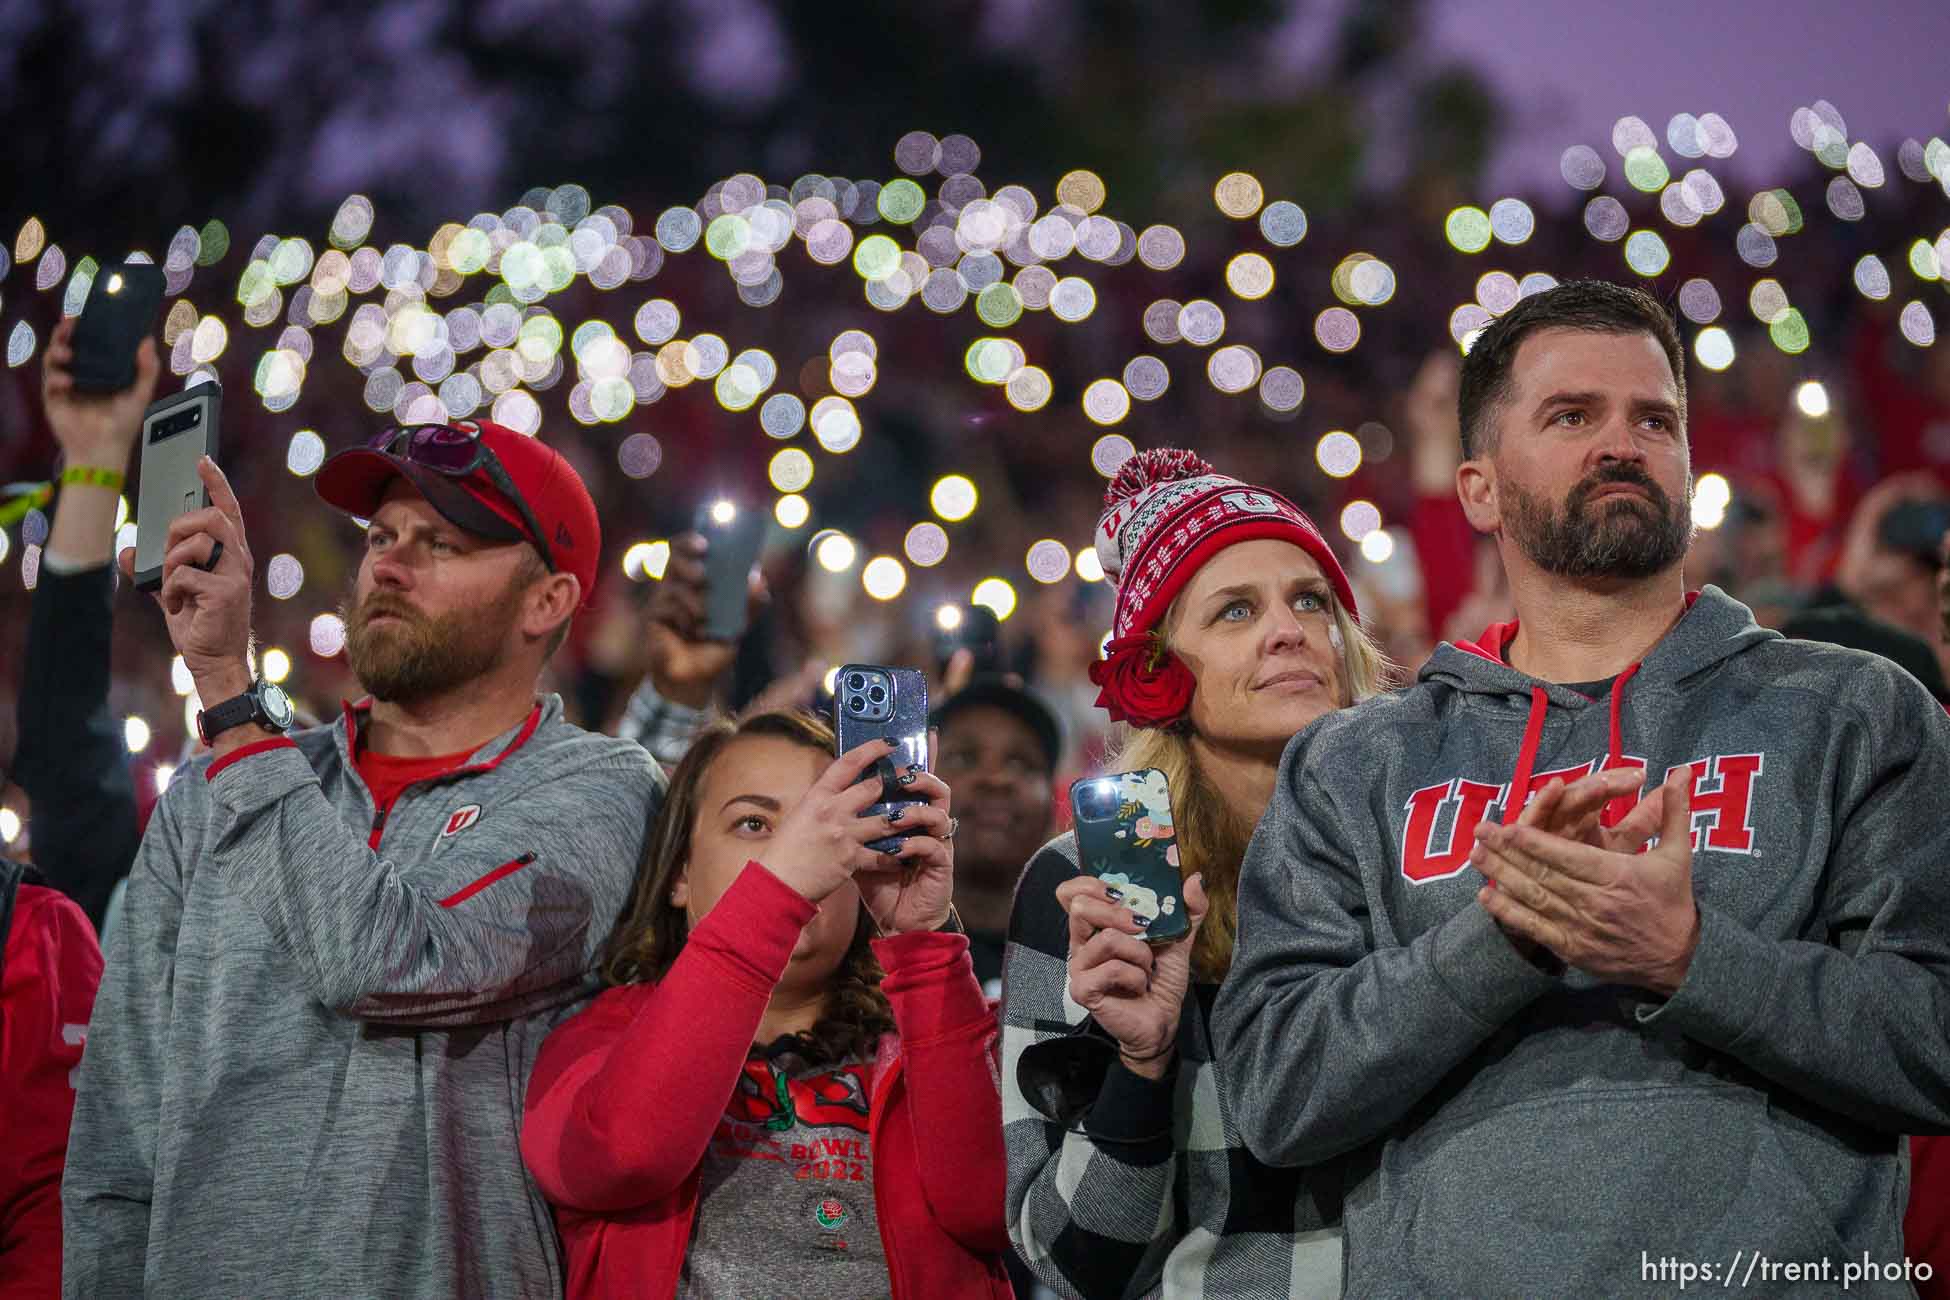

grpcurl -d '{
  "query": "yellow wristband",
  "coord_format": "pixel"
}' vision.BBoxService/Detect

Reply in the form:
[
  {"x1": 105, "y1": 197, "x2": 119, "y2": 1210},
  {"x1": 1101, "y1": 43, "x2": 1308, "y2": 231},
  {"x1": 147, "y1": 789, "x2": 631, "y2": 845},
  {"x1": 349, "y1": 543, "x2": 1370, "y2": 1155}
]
[{"x1": 60, "y1": 465, "x2": 125, "y2": 493}]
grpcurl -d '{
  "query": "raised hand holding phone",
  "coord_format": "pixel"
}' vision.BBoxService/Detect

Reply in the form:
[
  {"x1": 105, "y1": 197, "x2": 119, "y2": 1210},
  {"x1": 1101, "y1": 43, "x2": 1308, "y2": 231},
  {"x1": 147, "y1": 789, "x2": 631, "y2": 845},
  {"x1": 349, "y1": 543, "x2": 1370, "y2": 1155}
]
[
  {"x1": 119, "y1": 456, "x2": 256, "y2": 715},
  {"x1": 1057, "y1": 871, "x2": 1208, "y2": 1080},
  {"x1": 41, "y1": 316, "x2": 161, "y2": 466},
  {"x1": 831, "y1": 665, "x2": 930, "y2": 853},
  {"x1": 756, "y1": 737, "x2": 920, "y2": 906},
  {"x1": 852, "y1": 728, "x2": 957, "y2": 935},
  {"x1": 644, "y1": 518, "x2": 767, "y2": 708},
  {"x1": 40, "y1": 316, "x2": 161, "y2": 569}
]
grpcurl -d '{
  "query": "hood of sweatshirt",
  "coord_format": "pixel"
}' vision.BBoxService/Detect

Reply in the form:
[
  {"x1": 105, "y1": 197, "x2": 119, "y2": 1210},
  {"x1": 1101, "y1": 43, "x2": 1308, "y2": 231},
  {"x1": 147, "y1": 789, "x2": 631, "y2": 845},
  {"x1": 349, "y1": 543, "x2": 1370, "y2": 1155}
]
[{"x1": 1417, "y1": 586, "x2": 1779, "y2": 830}]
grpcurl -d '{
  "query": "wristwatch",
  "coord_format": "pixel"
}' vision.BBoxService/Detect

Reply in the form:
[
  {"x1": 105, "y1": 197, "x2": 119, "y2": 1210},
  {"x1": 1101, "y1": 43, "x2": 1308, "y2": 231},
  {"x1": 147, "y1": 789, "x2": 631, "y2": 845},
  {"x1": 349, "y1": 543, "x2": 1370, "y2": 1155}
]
[{"x1": 196, "y1": 678, "x2": 297, "y2": 745}]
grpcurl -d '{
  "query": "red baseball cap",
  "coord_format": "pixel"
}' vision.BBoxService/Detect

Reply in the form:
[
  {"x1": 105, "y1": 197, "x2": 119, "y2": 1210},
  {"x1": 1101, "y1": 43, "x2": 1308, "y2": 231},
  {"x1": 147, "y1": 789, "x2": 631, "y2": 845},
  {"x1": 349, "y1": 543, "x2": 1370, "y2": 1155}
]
[{"x1": 315, "y1": 419, "x2": 601, "y2": 606}]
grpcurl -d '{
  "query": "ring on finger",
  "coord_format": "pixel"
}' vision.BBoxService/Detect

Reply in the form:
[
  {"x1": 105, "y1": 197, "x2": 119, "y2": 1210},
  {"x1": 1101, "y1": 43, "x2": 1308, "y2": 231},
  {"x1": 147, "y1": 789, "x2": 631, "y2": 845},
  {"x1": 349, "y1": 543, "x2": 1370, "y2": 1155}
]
[
  {"x1": 197, "y1": 539, "x2": 225, "y2": 573},
  {"x1": 942, "y1": 816, "x2": 958, "y2": 843}
]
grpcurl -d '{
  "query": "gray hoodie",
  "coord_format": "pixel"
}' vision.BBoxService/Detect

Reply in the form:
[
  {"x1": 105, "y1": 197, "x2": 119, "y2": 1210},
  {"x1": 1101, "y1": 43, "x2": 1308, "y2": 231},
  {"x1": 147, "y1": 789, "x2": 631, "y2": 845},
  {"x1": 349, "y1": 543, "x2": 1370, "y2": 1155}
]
[
  {"x1": 62, "y1": 695, "x2": 662, "y2": 1299},
  {"x1": 1213, "y1": 587, "x2": 1950, "y2": 1297}
]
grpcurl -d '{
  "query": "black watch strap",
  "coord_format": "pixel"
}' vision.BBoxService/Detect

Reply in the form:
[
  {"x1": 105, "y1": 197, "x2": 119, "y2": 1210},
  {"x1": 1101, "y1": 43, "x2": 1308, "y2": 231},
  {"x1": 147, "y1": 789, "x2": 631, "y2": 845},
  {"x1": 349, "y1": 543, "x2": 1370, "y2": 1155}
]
[{"x1": 197, "y1": 680, "x2": 291, "y2": 745}]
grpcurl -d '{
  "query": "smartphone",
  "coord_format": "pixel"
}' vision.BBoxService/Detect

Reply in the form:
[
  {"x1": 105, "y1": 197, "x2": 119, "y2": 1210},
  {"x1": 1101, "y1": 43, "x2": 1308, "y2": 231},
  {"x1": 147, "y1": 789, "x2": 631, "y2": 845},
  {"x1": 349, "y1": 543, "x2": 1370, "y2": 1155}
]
[
  {"x1": 933, "y1": 603, "x2": 1002, "y2": 676},
  {"x1": 70, "y1": 262, "x2": 167, "y2": 393},
  {"x1": 134, "y1": 384, "x2": 222, "y2": 591},
  {"x1": 832, "y1": 664, "x2": 929, "y2": 854},
  {"x1": 1070, "y1": 769, "x2": 1189, "y2": 943},
  {"x1": 694, "y1": 499, "x2": 768, "y2": 640}
]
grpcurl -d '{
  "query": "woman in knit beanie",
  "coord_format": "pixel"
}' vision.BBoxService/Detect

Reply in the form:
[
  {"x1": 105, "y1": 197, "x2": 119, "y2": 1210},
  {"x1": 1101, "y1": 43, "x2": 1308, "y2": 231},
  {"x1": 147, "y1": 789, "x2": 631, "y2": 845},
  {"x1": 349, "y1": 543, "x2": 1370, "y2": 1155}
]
[{"x1": 1001, "y1": 448, "x2": 1392, "y2": 1299}]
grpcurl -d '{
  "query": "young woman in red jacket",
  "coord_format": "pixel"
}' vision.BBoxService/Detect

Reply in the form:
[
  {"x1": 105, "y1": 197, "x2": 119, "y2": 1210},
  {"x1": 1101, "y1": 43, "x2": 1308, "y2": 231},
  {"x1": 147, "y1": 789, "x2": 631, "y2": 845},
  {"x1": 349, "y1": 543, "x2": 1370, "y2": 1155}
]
[{"x1": 521, "y1": 709, "x2": 1014, "y2": 1299}]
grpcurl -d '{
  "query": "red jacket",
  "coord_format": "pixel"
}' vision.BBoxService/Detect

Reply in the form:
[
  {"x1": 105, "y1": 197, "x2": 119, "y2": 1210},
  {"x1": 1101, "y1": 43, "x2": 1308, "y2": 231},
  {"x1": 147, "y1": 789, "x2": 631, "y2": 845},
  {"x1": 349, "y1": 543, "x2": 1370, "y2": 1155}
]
[
  {"x1": 0, "y1": 882, "x2": 103, "y2": 1298},
  {"x1": 1910, "y1": 1137, "x2": 1950, "y2": 1300},
  {"x1": 521, "y1": 862, "x2": 1013, "y2": 1300}
]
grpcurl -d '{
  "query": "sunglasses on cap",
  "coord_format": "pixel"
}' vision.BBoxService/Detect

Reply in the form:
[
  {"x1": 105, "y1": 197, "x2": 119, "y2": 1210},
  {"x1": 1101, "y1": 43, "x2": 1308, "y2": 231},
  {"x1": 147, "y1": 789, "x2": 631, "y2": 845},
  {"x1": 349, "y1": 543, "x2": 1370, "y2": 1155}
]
[{"x1": 366, "y1": 423, "x2": 555, "y2": 572}]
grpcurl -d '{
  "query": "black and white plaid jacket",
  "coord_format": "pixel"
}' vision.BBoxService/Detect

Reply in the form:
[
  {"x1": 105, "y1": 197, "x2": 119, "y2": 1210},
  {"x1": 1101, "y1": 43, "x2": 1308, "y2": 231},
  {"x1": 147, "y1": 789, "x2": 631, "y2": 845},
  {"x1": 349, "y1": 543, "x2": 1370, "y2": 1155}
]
[{"x1": 1002, "y1": 832, "x2": 1344, "y2": 1299}]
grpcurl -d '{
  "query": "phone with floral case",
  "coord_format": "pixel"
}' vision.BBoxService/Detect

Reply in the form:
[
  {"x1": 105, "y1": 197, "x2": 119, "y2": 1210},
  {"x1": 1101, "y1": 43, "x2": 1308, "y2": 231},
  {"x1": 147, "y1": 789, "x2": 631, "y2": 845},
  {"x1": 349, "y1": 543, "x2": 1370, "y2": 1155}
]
[{"x1": 1069, "y1": 768, "x2": 1188, "y2": 943}]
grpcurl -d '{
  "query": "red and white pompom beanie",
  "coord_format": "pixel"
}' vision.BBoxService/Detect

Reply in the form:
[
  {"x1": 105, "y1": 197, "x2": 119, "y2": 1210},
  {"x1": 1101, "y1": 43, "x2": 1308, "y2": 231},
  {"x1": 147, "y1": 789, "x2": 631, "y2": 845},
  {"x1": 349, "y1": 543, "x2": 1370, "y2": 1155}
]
[{"x1": 1087, "y1": 449, "x2": 1357, "y2": 728}]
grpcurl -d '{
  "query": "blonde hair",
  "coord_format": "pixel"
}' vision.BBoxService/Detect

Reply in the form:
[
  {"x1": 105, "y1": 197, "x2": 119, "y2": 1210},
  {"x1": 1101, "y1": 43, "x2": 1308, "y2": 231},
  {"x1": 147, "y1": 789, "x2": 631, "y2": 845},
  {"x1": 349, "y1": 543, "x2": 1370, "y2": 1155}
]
[
  {"x1": 603, "y1": 708, "x2": 893, "y2": 1064},
  {"x1": 1105, "y1": 597, "x2": 1392, "y2": 982}
]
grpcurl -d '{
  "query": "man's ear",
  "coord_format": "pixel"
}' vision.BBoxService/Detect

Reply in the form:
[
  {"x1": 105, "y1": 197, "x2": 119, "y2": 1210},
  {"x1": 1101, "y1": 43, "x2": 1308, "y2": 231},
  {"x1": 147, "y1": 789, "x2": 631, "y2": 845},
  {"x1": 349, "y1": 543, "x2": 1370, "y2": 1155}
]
[
  {"x1": 525, "y1": 570, "x2": 581, "y2": 640},
  {"x1": 1456, "y1": 457, "x2": 1501, "y2": 536}
]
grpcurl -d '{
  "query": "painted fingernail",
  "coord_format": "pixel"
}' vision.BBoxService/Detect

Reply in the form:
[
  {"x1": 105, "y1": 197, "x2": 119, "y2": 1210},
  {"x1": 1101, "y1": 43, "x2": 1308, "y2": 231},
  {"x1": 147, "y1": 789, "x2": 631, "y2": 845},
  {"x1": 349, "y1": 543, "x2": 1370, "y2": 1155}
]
[
  {"x1": 884, "y1": 810, "x2": 903, "y2": 824},
  {"x1": 882, "y1": 737, "x2": 901, "y2": 749},
  {"x1": 896, "y1": 772, "x2": 921, "y2": 787}
]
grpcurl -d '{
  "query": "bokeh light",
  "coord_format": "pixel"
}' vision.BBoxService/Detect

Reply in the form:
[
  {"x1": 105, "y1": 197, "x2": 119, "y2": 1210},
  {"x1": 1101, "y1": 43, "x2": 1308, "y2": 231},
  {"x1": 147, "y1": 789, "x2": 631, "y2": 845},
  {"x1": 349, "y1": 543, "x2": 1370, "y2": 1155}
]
[
  {"x1": 286, "y1": 430, "x2": 326, "y2": 476},
  {"x1": 815, "y1": 531, "x2": 858, "y2": 573},
  {"x1": 1445, "y1": 207, "x2": 1492, "y2": 253},
  {"x1": 1695, "y1": 326, "x2": 1736, "y2": 371},
  {"x1": 265, "y1": 554, "x2": 305, "y2": 599},
  {"x1": 769, "y1": 448, "x2": 814, "y2": 492},
  {"x1": 1226, "y1": 252, "x2": 1275, "y2": 300},
  {"x1": 1082, "y1": 378, "x2": 1131, "y2": 424},
  {"x1": 904, "y1": 522, "x2": 949, "y2": 566},
  {"x1": 862, "y1": 556, "x2": 907, "y2": 601},
  {"x1": 1178, "y1": 300, "x2": 1225, "y2": 346},
  {"x1": 931, "y1": 474, "x2": 978, "y2": 522},
  {"x1": 971, "y1": 577, "x2": 1018, "y2": 621},
  {"x1": 1314, "y1": 308, "x2": 1360, "y2": 353},
  {"x1": 774, "y1": 495, "x2": 810, "y2": 529},
  {"x1": 1025, "y1": 540, "x2": 1072, "y2": 584},
  {"x1": 1693, "y1": 473, "x2": 1732, "y2": 530},
  {"x1": 1123, "y1": 356, "x2": 1169, "y2": 401},
  {"x1": 1213, "y1": 172, "x2": 1264, "y2": 218},
  {"x1": 1315, "y1": 431, "x2": 1362, "y2": 478},
  {"x1": 309, "y1": 613, "x2": 346, "y2": 657},
  {"x1": 1259, "y1": 201, "x2": 1307, "y2": 247},
  {"x1": 1207, "y1": 345, "x2": 1261, "y2": 394},
  {"x1": 1339, "y1": 499, "x2": 1382, "y2": 542},
  {"x1": 1259, "y1": 366, "x2": 1305, "y2": 413}
]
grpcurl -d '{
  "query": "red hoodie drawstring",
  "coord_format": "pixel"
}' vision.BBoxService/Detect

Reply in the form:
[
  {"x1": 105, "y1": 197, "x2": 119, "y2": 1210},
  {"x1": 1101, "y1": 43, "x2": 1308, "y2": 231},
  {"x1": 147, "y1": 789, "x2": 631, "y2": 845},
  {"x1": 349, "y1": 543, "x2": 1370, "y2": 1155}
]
[
  {"x1": 1504, "y1": 686, "x2": 1550, "y2": 827},
  {"x1": 1602, "y1": 661, "x2": 1642, "y2": 827}
]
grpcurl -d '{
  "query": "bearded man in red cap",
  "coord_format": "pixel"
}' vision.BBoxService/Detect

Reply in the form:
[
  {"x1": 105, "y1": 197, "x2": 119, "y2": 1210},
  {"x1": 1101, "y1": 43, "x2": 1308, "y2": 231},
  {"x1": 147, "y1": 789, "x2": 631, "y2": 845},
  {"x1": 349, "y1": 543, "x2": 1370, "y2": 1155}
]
[{"x1": 64, "y1": 419, "x2": 664, "y2": 1300}]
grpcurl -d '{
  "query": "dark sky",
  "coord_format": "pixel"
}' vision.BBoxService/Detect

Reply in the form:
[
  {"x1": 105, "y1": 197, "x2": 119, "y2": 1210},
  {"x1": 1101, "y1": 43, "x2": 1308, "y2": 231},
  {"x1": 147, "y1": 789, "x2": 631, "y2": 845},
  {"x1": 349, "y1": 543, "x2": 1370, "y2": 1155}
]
[{"x1": 1421, "y1": 0, "x2": 1950, "y2": 195}]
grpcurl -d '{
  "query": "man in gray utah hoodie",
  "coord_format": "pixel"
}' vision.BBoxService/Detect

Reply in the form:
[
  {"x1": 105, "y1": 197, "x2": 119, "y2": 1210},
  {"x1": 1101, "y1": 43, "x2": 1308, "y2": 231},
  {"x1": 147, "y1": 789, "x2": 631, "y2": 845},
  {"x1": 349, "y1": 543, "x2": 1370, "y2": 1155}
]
[
  {"x1": 63, "y1": 419, "x2": 663, "y2": 1299},
  {"x1": 1214, "y1": 282, "x2": 1950, "y2": 1298}
]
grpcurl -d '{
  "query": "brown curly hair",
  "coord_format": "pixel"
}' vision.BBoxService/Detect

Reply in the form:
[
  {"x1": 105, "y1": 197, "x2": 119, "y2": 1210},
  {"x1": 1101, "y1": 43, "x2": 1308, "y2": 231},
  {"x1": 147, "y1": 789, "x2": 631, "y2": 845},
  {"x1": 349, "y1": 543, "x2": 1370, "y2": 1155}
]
[{"x1": 602, "y1": 708, "x2": 894, "y2": 1065}]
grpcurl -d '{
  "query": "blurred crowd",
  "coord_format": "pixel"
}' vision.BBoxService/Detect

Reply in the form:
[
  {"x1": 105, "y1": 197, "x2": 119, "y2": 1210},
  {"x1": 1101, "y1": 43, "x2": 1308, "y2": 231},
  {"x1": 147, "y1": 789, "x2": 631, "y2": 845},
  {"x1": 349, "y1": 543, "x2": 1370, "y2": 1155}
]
[{"x1": 2, "y1": 149, "x2": 1949, "y2": 842}]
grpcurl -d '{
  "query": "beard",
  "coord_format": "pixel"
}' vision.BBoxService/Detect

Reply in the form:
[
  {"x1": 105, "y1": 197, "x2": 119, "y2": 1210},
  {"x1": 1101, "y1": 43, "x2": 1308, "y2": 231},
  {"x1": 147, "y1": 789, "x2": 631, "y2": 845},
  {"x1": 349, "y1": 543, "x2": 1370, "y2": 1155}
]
[
  {"x1": 1502, "y1": 462, "x2": 1693, "y2": 581},
  {"x1": 342, "y1": 582, "x2": 521, "y2": 703}
]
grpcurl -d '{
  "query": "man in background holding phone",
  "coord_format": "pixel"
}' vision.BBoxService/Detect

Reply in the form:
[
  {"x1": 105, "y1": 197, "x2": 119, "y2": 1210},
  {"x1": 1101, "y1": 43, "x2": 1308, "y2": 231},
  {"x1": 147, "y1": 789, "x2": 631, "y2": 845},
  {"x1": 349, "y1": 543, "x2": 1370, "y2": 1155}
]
[
  {"x1": 931, "y1": 677, "x2": 1059, "y2": 991},
  {"x1": 64, "y1": 418, "x2": 664, "y2": 1299}
]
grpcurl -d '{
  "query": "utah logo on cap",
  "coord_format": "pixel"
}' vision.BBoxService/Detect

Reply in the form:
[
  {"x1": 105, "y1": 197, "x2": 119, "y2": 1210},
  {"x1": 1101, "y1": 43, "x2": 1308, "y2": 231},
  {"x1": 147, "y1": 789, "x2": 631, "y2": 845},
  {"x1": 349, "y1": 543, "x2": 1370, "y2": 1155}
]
[{"x1": 441, "y1": 804, "x2": 483, "y2": 839}]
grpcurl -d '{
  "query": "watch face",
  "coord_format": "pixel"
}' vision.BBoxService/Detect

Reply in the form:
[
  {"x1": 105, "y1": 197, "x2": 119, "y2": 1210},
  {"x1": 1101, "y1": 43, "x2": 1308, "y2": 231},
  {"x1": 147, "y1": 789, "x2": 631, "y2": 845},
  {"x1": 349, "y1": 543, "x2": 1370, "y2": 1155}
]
[{"x1": 260, "y1": 682, "x2": 296, "y2": 729}]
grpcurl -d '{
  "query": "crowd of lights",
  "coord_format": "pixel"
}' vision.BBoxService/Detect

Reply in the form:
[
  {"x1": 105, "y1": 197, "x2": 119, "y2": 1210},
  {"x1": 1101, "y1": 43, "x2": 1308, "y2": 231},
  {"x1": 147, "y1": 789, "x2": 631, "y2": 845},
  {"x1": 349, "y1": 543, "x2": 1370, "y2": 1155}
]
[{"x1": 2, "y1": 104, "x2": 1947, "y2": 701}]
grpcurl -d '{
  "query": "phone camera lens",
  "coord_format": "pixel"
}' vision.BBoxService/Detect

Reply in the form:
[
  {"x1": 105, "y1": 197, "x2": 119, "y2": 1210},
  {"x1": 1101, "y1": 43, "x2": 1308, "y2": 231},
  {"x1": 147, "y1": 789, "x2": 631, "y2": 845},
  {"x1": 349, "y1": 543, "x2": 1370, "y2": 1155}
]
[
  {"x1": 868, "y1": 685, "x2": 886, "y2": 704},
  {"x1": 847, "y1": 696, "x2": 866, "y2": 713},
  {"x1": 846, "y1": 673, "x2": 865, "y2": 691},
  {"x1": 1078, "y1": 782, "x2": 1121, "y2": 820}
]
